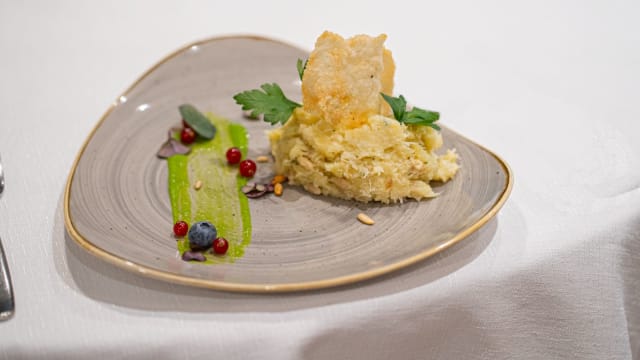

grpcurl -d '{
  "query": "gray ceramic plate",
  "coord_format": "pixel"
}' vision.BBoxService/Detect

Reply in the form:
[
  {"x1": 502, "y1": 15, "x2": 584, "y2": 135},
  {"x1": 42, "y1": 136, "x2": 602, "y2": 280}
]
[{"x1": 64, "y1": 36, "x2": 512, "y2": 293}]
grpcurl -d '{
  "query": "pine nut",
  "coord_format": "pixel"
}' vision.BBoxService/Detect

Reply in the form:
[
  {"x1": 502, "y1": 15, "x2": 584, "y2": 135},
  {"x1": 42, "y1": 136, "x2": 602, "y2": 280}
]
[
  {"x1": 271, "y1": 175, "x2": 287, "y2": 185},
  {"x1": 256, "y1": 155, "x2": 269, "y2": 163},
  {"x1": 194, "y1": 180, "x2": 202, "y2": 190},
  {"x1": 357, "y1": 213, "x2": 374, "y2": 225}
]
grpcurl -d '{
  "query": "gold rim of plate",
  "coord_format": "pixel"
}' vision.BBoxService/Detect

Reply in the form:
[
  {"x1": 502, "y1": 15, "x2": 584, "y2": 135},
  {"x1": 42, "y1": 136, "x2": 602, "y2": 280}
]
[{"x1": 63, "y1": 35, "x2": 514, "y2": 293}]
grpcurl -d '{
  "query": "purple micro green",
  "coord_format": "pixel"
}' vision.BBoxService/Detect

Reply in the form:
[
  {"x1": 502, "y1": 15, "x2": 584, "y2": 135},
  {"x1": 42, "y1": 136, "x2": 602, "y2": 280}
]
[
  {"x1": 241, "y1": 183, "x2": 256, "y2": 194},
  {"x1": 245, "y1": 189, "x2": 267, "y2": 198},
  {"x1": 181, "y1": 251, "x2": 206, "y2": 262},
  {"x1": 157, "y1": 129, "x2": 191, "y2": 158}
]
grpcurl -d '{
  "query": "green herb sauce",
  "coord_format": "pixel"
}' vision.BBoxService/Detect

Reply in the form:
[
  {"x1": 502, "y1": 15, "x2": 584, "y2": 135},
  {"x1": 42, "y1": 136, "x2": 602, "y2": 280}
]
[{"x1": 167, "y1": 113, "x2": 251, "y2": 263}]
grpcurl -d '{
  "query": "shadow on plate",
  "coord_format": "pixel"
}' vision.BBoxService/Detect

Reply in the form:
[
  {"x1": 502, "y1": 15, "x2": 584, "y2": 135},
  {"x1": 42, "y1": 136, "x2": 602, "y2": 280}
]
[{"x1": 53, "y1": 188, "x2": 497, "y2": 313}]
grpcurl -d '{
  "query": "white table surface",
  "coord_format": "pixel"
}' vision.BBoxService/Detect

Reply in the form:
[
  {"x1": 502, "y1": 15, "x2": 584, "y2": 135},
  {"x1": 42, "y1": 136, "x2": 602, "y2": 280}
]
[{"x1": 1, "y1": 0, "x2": 639, "y2": 358}]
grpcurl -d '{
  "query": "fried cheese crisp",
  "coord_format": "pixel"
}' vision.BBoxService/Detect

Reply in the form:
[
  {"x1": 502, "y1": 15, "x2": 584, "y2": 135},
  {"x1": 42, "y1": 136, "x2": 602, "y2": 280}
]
[{"x1": 301, "y1": 31, "x2": 396, "y2": 129}]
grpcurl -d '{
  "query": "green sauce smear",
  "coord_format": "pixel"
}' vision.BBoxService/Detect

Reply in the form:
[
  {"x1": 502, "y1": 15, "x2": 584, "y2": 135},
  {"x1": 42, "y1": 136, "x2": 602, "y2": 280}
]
[{"x1": 167, "y1": 113, "x2": 251, "y2": 263}]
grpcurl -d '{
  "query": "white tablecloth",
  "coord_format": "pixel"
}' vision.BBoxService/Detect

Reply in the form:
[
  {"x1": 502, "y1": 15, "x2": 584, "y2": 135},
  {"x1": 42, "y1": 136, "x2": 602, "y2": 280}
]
[{"x1": 1, "y1": 0, "x2": 639, "y2": 358}]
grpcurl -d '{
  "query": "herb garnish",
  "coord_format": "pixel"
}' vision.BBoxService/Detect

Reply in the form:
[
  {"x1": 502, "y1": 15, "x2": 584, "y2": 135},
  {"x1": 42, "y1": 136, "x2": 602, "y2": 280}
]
[
  {"x1": 233, "y1": 83, "x2": 301, "y2": 125},
  {"x1": 380, "y1": 93, "x2": 441, "y2": 130},
  {"x1": 156, "y1": 129, "x2": 191, "y2": 158},
  {"x1": 233, "y1": 61, "x2": 441, "y2": 129},
  {"x1": 179, "y1": 104, "x2": 217, "y2": 139},
  {"x1": 296, "y1": 58, "x2": 308, "y2": 80}
]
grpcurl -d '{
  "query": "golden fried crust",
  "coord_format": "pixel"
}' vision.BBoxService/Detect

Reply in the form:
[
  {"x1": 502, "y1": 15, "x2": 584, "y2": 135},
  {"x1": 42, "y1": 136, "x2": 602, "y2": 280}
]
[
  {"x1": 301, "y1": 31, "x2": 396, "y2": 128},
  {"x1": 381, "y1": 49, "x2": 395, "y2": 110}
]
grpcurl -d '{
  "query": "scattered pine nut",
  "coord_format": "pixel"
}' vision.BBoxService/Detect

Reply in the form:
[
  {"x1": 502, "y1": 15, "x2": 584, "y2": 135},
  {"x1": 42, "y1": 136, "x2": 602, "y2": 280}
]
[
  {"x1": 274, "y1": 183, "x2": 283, "y2": 196},
  {"x1": 194, "y1": 180, "x2": 202, "y2": 190},
  {"x1": 357, "y1": 213, "x2": 375, "y2": 225},
  {"x1": 256, "y1": 155, "x2": 269, "y2": 163},
  {"x1": 271, "y1": 175, "x2": 287, "y2": 185}
]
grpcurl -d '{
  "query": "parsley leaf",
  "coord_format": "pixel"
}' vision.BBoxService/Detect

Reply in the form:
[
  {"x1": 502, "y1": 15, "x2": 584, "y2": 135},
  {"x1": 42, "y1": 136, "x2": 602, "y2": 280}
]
[
  {"x1": 381, "y1": 93, "x2": 441, "y2": 130},
  {"x1": 233, "y1": 83, "x2": 301, "y2": 125},
  {"x1": 380, "y1": 93, "x2": 407, "y2": 121},
  {"x1": 297, "y1": 58, "x2": 308, "y2": 80}
]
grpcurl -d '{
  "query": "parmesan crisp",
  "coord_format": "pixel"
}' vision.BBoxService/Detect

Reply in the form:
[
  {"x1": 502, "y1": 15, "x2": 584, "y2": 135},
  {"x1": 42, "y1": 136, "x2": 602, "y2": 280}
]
[{"x1": 302, "y1": 31, "x2": 395, "y2": 129}]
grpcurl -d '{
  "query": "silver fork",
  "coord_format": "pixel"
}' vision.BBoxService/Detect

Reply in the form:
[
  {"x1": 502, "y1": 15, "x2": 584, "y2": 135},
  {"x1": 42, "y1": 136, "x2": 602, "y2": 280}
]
[{"x1": 0, "y1": 154, "x2": 15, "y2": 320}]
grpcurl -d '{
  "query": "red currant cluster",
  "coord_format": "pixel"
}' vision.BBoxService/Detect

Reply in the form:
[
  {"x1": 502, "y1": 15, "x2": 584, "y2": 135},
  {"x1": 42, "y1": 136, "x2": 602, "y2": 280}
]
[{"x1": 226, "y1": 147, "x2": 256, "y2": 178}]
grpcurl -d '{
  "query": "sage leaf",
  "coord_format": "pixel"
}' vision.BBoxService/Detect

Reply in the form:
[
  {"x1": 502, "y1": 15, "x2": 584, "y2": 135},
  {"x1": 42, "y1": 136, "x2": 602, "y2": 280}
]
[{"x1": 179, "y1": 104, "x2": 217, "y2": 139}]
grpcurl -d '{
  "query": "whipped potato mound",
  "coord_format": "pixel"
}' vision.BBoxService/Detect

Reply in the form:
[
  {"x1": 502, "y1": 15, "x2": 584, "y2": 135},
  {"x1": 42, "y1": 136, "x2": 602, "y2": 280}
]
[{"x1": 268, "y1": 31, "x2": 459, "y2": 203}]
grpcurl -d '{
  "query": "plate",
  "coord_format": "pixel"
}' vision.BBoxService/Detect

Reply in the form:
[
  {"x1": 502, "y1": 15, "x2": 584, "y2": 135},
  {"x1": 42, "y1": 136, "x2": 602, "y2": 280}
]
[{"x1": 64, "y1": 36, "x2": 512, "y2": 293}]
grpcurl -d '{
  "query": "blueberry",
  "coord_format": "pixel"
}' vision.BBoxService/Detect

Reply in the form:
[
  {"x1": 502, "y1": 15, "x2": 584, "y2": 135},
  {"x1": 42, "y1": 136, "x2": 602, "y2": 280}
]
[{"x1": 188, "y1": 221, "x2": 217, "y2": 250}]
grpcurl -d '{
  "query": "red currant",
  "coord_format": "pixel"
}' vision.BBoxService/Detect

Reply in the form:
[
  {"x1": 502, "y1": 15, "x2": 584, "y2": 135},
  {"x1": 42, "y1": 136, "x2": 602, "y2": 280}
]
[
  {"x1": 239, "y1": 159, "x2": 257, "y2": 178},
  {"x1": 180, "y1": 127, "x2": 196, "y2": 144},
  {"x1": 173, "y1": 221, "x2": 189, "y2": 237},
  {"x1": 226, "y1": 147, "x2": 242, "y2": 165},
  {"x1": 212, "y1": 237, "x2": 229, "y2": 255}
]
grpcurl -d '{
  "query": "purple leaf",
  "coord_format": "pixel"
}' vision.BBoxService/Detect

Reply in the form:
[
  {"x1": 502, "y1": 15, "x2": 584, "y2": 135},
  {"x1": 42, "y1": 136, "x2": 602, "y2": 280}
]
[
  {"x1": 241, "y1": 183, "x2": 256, "y2": 194},
  {"x1": 245, "y1": 190, "x2": 267, "y2": 198},
  {"x1": 170, "y1": 139, "x2": 191, "y2": 155},
  {"x1": 156, "y1": 140, "x2": 176, "y2": 158},
  {"x1": 157, "y1": 139, "x2": 191, "y2": 158},
  {"x1": 182, "y1": 251, "x2": 206, "y2": 262},
  {"x1": 157, "y1": 127, "x2": 191, "y2": 159}
]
